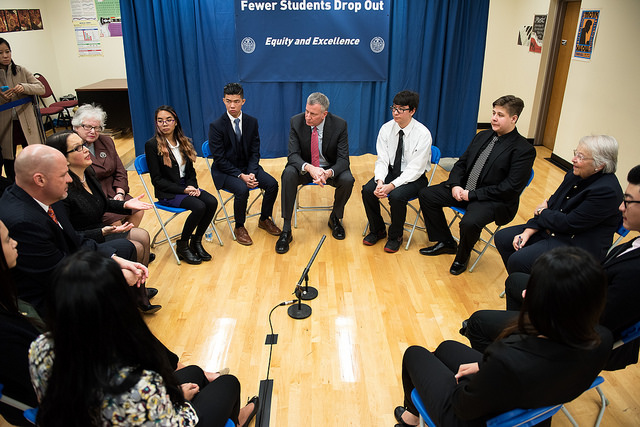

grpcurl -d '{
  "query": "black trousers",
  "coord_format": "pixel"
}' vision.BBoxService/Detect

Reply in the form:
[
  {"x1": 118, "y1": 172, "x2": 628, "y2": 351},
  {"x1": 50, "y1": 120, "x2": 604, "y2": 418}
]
[
  {"x1": 418, "y1": 183, "x2": 497, "y2": 262},
  {"x1": 495, "y1": 224, "x2": 568, "y2": 274},
  {"x1": 361, "y1": 174, "x2": 427, "y2": 240},
  {"x1": 178, "y1": 190, "x2": 218, "y2": 241},
  {"x1": 175, "y1": 365, "x2": 242, "y2": 427},
  {"x1": 215, "y1": 166, "x2": 278, "y2": 227},
  {"x1": 280, "y1": 164, "x2": 354, "y2": 221},
  {"x1": 402, "y1": 341, "x2": 483, "y2": 426}
]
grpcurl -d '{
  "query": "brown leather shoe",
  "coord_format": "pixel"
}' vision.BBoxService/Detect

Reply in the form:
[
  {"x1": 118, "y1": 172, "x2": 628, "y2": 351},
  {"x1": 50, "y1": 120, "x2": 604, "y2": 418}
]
[
  {"x1": 258, "y1": 218, "x2": 282, "y2": 236},
  {"x1": 235, "y1": 226, "x2": 253, "y2": 246}
]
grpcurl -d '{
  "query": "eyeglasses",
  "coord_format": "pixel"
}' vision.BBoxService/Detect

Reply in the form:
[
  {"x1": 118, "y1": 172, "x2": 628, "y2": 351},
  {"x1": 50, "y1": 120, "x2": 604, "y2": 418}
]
[
  {"x1": 156, "y1": 118, "x2": 175, "y2": 125},
  {"x1": 390, "y1": 105, "x2": 410, "y2": 114},
  {"x1": 623, "y1": 199, "x2": 640, "y2": 209},
  {"x1": 67, "y1": 143, "x2": 88, "y2": 154},
  {"x1": 81, "y1": 124, "x2": 103, "y2": 132},
  {"x1": 573, "y1": 150, "x2": 593, "y2": 162}
]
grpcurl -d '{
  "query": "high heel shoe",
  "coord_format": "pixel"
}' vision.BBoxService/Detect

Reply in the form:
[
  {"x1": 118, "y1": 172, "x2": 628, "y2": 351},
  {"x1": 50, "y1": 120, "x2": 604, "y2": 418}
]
[
  {"x1": 138, "y1": 303, "x2": 162, "y2": 314},
  {"x1": 241, "y1": 396, "x2": 259, "y2": 427}
]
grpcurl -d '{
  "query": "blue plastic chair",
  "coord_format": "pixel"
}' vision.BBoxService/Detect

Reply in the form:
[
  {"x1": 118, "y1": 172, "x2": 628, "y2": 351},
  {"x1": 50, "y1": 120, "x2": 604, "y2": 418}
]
[
  {"x1": 608, "y1": 220, "x2": 630, "y2": 255},
  {"x1": 0, "y1": 383, "x2": 37, "y2": 425},
  {"x1": 225, "y1": 418, "x2": 235, "y2": 427},
  {"x1": 411, "y1": 375, "x2": 606, "y2": 427},
  {"x1": 201, "y1": 140, "x2": 264, "y2": 241},
  {"x1": 134, "y1": 154, "x2": 223, "y2": 264},
  {"x1": 449, "y1": 169, "x2": 534, "y2": 273},
  {"x1": 362, "y1": 146, "x2": 442, "y2": 250}
]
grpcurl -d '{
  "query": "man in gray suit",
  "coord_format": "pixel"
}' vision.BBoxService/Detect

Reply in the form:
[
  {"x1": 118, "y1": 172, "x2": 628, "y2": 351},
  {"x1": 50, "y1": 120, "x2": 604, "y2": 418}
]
[{"x1": 276, "y1": 92, "x2": 354, "y2": 254}]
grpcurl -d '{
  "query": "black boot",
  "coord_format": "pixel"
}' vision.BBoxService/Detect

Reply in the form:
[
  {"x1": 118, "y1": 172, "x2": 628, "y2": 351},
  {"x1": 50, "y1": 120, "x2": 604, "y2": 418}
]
[
  {"x1": 189, "y1": 235, "x2": 212, "y2": 261},
  {"x1": 176, "y1": 239, "x2": 202, "y2": 264}
]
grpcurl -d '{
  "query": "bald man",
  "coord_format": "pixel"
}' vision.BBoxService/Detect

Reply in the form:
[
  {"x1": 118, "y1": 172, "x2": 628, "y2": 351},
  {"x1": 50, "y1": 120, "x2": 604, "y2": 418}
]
[{"x1": 0, "y1": 145, "x2": 148, "y2": 314}]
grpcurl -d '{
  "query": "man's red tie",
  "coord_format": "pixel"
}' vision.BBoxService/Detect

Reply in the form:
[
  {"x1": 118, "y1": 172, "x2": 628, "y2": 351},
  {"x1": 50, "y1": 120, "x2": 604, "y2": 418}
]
[
  {"x1": 47, "y1": 206, "x2": 60, "y2": 226},
  {"x1": 311, "y1": 126, "x2": 320, "y2": 167}
]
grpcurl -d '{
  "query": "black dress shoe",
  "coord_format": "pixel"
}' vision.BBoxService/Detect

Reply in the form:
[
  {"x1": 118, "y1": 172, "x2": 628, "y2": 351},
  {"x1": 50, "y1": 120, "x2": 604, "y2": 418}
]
[
  {"x1": 394, "y1": 406, "x2": 417, "y2": 426},
  {"x1": 148, "y1": 252, "x2": 156, "y2": 263},
  {"x1": 147, "y1": 287, "x2": 158, "y2": 300},
  {"x1": 241, "y1": 395, "x2": 259, "y2": 427},
  {"x1": 450, "y1": 260, "x2": 468, "y2": 275},
  {"x1": 138, "y1": 303, "x2": 162, "y2": 314},
  {"x1": 176, "y1": 240, "x2": 202, "y2": 265},
  {"x1": 328, "y1": 215, "x2": 345, "y2": 240},
  {"x1": 419, "y1": 241, "x2": 457, "y2": 256},
  {"x1": 275, "y1": 231, "x2": 293, "y2": 254}
]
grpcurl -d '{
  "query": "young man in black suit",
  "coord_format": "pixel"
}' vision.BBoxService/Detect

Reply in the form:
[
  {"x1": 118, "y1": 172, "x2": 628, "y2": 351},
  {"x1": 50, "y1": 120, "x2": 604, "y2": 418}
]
[
  {"x1": 276, "y1": 92, "x2": 354, "y2": 254},
  {"x1": 208, "y1": 83, "x2": 281, "y2": 246},
  {"x1": 418, "y1": 95, "x2": 536, "y2": 275},
  {"x1": 462, "y1": 165, "x2": 640, "y2": 371}
]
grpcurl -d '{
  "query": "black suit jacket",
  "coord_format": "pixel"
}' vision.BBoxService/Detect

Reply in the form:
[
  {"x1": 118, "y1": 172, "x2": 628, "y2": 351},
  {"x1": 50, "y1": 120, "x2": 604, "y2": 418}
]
[
  {"x1": 286, "y1": 112, "x2": 350, "y2": 177},
  {"x1": 601, "y1": 237, "x2": 640, "y2": 370},
  {"x1": 145, "y1": 138, "x2": 199, "y2": 200},
  {"x1": 0, "y1": 184, "x2": 114, "y2": 312},
  {"x1": 446, "y1": 128, "x2": 536, "y2": 225},
  {"x1": 525, "y1": 170, "x2": 623, "y2": 262},
  {"x1": 208, "y1": 112, "x2": 261, "y2": 187}
]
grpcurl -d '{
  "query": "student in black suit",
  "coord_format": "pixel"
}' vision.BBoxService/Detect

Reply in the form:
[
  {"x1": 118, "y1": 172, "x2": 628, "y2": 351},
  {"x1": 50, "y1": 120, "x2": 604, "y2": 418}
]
[
  {"x1": 208, "y1": 83, "x2": 281, "y2": 246},
  {"x1": 463, "y1": 165, "x2": 640, "y2": 371},
  {"x1": 276, "y1": 92, "x2": 354, "y2": 254},
  {"x1": 394, "y1": 247, "x2": 611, "y2": 427},
  {"x1": 0, "y1": 145, "x2": 147, "y2": 315},
  {"x1": 418, "y1": 95, "x2": 536, "y2": 275},
  {"x1": 145, "y1": 105, "x2": 218, "y2": 265},
  {"x1": 494, "y1": 134, "x2": 622, "y2": 274}
]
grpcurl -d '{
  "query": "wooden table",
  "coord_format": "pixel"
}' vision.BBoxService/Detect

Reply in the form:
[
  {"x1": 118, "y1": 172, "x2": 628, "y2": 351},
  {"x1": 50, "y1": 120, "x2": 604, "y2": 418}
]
[{"x1": 76, "y1": 78, "x2": 131, "y2": 131}]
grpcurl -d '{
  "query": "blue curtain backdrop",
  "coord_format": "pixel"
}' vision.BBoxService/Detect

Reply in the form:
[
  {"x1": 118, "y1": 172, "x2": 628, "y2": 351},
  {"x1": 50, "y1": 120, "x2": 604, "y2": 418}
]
[{"x1": 120, "y1": 0, "x2": 489, "y2": 158}]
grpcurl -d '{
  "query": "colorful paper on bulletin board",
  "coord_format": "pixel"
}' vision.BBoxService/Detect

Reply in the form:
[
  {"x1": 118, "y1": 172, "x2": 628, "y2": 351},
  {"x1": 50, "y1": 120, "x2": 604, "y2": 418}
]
[
  {"x1": 94, "y1": 0, "x2": 121, "y2": 37},
  {"x1": 74, "y1": 20, "x2": 102, "y2": 56},
  {"x1": 529, "y1": 14, "x2": 546, "y2": 53},
  {"x1": 574, "y1": 9, "x2": 599, "y2": 60}
]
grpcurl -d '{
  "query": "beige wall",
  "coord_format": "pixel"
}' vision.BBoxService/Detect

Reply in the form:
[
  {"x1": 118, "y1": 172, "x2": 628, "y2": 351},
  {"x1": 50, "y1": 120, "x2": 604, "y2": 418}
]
[
  {"x1": 1, "y1": 0, "x2": 126, "y2": 95},
  {"x1": 478, "y1": 0, "x2": 550, "y2": 138}
]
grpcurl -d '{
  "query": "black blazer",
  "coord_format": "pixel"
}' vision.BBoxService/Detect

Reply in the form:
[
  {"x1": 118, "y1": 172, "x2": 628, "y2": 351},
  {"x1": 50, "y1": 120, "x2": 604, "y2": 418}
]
[
  {"x1": 144, "y1": 138, "x2": 199, "y2": 200},
  {"x1": 286, "y1": 112, "x2": 350, "y2": 177},
  {"x1": 525, "y1": 170, "x2": 623, "y2": 262},
  {"x1": 208, "y1": 112, "x2": 261, "y2": 187},
  {"x1": 0, "y1": 184, "x2": 113, "y2": 312},
  {"x1": 446, "y1": 128, "x2": 536, "y2": 225},
  {"x1": 602, "y1": 238, "x2": 640, "y2": 370}
]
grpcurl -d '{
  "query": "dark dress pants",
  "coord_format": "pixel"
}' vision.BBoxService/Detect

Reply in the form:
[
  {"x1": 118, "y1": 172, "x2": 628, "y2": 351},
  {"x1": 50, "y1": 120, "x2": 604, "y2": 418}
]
[
  {"x1": 418, "y1": 183, "x2": 498, "y2": 262},
  {"x1": 217, "y1": 167, "x2": 278, "y2": 226},
  {"x1": 495, "y1": 224, "x2": 568, "y2": 274},
  {"x1": 402, "y1": 341, "x2": 483, "y2": 426},
  {"x1": 280, "y1": 164, "x2": 354, "y2": 220},
  {"x1": 175, "y1": 365, "x2": 241, "y2": 427},
  {"x1": 362, "y1": 174, "x2": 427, "y2": 240}
]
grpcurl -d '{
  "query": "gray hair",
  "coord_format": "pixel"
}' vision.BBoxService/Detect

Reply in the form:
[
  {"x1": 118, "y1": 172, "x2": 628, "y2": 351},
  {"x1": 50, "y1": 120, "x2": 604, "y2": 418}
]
[
  {"x1": 71, "y1": 103, "x2": 107, "y2": 128},
  {"x1": 578, "y1": 135, "x2": 618, "y2": 174},
  {"x1": 306, "y1": 92, "x2": 329, "y2": 112}
]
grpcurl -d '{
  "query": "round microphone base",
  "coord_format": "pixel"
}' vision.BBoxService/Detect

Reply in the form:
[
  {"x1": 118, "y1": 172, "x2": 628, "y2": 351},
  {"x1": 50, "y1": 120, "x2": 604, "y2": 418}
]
[
  {"x1": 288, "y1": 303, "x2": 312, "y2": 319},
  {"x1": 300, "y1": 286, "x2": 318, "y2": 301}
]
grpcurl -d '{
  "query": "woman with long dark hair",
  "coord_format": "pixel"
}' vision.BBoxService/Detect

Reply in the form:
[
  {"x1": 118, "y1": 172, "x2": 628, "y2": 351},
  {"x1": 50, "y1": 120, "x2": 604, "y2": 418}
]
[
  {"x1": 0, "y1": 219, "x2": 43, "y2": 425},
  {"x1": 0, "y1": 37, "x2": 45, "y2": 180},
  {"x1": 145, "y1": 105, "x2": 217, "y2": 264},
  {"x1": 394, "y1": 247, "x2": 612, "y2": 427},
  {"x1": 29, "y1": 251, "x2": 258, "y2": 426}
]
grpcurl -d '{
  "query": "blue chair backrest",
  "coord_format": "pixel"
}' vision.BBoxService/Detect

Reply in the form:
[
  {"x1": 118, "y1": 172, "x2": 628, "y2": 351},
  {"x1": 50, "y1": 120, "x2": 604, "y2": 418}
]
[
  {"x1": 617, "y1": 222, "x2": 630, "y2": 239},
  {"x1": 616, "y1": 319, "x2": 640, "y2": 349},
  {"x1": 134, "y1": 154, "x2": 149, "y2": 175},
  {"x1": 526, "y1": 169, "x2": 534, "y2": 187},
  {"x1": 202, "y1": 140, "x2": 211, "y2": 158},
  {"x1": 430, "y1": 145, "x2": 441, "y2": 165}
]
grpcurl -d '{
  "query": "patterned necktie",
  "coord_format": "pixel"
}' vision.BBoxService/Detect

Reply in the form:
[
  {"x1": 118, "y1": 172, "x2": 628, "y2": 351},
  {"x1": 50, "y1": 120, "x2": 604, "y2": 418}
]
[
  {"x1": 466, "y1": 135, "x2": 498, "y2": 191},
  {"x1": 391, "y1": 130, "x2": 404, "y2": 179},
  {"x1": 234, "y1": 118, "x2": 241, "y2": 144},
  {"x1": 47, "y1": 206, "x2": 60, "y2": 226},
  {"x1": 311, "y1": 126, "x2": 320, "y2": 167}
]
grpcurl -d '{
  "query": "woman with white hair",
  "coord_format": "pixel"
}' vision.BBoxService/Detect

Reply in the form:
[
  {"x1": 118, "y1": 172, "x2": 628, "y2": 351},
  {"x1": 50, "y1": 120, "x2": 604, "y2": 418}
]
[
  {"x1": 494, "y1": 134, "x2": 623, "y2": 274},
  {"x1": 72, "y1": 103, "x2": 144, "y2": 227}
]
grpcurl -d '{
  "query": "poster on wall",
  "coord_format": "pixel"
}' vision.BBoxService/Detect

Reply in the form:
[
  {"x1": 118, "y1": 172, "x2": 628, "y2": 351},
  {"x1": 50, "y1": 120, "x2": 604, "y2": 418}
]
[
  {"x1": 529, "y1": 14, "x2": 547, "y2": 53},
  {"x1": 235, "y1": 0, "x2": 390, "y2": 82},
  {"x1": 0, "y1": 9, "x2": 43, "y2": 32},
  {"x1": 573, "y1": 9, "x2": 600, "y2": 61},
  {"x1": 517, "y1": 25, "x2": 531, "y2": 47},
  {"x1": 70, "y1": 0, "x2": 102, "y2": 56},
  {"x1": 94, "y1": 0, "x2": 122, "y2": 37}
]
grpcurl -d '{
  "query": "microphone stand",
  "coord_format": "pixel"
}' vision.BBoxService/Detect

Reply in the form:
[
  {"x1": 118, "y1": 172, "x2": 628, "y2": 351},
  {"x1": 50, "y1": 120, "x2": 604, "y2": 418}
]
[{"x1": 288, "y1": 235, "x2": 325, "y2": 319}]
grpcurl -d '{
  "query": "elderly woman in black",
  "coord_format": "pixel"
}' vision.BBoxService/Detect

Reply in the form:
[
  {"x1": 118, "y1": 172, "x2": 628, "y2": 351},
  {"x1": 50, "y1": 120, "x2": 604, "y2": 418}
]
[
  {"x1": 495, "y1": 134, "x2": 623, "y2": 274},
  {"x1": 145, "y1": 105, "x2": 217, "y2": 264}
]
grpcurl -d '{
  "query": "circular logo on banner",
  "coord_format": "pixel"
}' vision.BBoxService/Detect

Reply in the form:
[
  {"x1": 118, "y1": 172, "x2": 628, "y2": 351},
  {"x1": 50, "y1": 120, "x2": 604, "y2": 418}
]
[
  {"x1": 241, "y1": 37, "x2": 256, "y2": 54},
  {"x1": 370, "y1": 37, "x2": 385, "y2": 53}
]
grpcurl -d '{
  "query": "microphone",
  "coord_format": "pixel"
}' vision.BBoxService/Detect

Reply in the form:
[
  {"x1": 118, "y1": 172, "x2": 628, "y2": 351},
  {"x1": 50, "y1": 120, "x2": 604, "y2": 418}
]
[{"x1": 279, "y1": 300, "x2": 296, "y2": 306}]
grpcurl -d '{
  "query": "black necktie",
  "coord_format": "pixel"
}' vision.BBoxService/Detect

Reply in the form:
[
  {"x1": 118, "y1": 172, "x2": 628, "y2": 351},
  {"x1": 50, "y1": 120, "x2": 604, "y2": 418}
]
[
  {"x1": 391, "y1": 130, "x2": 404, "y2": 179},
  {"x1": 466, "y1": 135, "x2": 498, "y2": 191}
]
